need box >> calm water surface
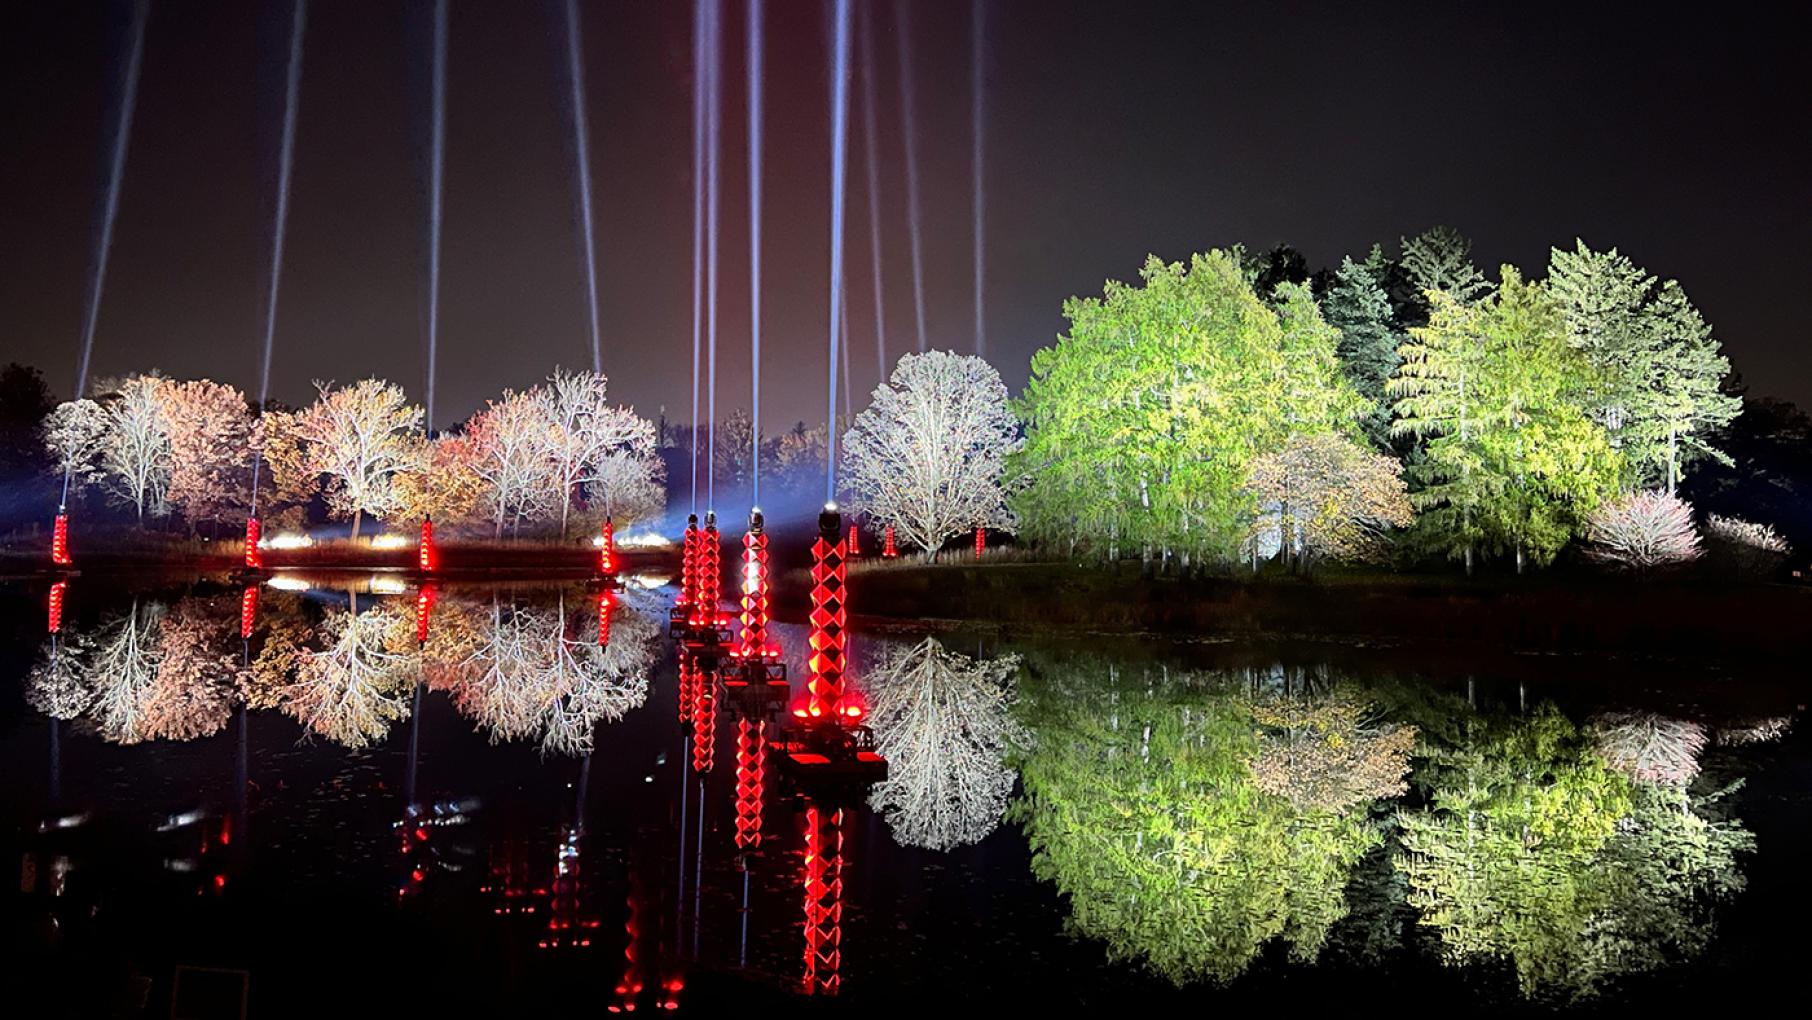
[2,575,1807,1016]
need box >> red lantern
[244,517,263,570]
[50,512,71,567]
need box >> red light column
[48,580,67,635]
[418,516,438,573]
[597,589,613,647]
[801,802,845,996]
[806,507,848,721]
[678,514,700,611]
[738,511,771,659]
[244,517,263,570]
[677,654,696,728]
[848,523,860,556]
[240,585,260,640]
[733,718,767,849]
[882,525,897,559]
[415,584,438,646]
[51,512,71,567]
[691,667,717,774]
[974,526,985,561]
[600,516,615,575]
[694,513,722,628]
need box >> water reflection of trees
[1008,657,1765,998]
[27,587,655,755]
[864,637,1025,851]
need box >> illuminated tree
[158,379,258,528]
[1248,687,1416,811]
[293,379,424,538]
[1243,432,1412,567]
[140,597,237,741]
[1390,269,1621,569]
[467,389,561,537]
[843,350,1021,554]
[27,632,95,720]
[282,596,416,747]
[535,368,661,536]
[1010,658,1386,985]
[1547,241,1740,491]
[1400,225,1491,309]
[1012,253,1367,565]
[391,432,486,528]
[1323,253,1402,447]
[85,600,167,744]
[1703,513,1788,578]
[45,376,175,520]
[1584,490,1702,570]
[1591,712,1706,786]
[865,638,1025,851]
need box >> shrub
[1704,513,1789,579]
[1584,491,1701,570]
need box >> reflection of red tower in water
[414,584,438,646]
[597,589,613,646]
[48,580,67,635]
[540,827,600,949]
[690,661,717,774]
[240,585,259,640]
[734,719,767,849]
[800,801,846,996]
[481,841,547,916]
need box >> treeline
[1008,228,1760,573]
[35,369,664,540]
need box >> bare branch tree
[842,351,1022,555]
[1585,491,1702,570]
[292,379,424,538]
[282,596,416,747]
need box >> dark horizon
[3,0,1808,431]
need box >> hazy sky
[4,1,1808,430]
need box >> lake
[2,575,1806,1016]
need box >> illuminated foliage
[1011,252,1367,564]
[1009,658,1385,985]
[281,596,416,748]
[158,378,257,527]
[1243,432,1413,565]
[865,638,1025,851]
[1249,688,1416,811]
[842,350,1021,555]
[45,375,174,521]
[1584,490,1702,570]
[292,379,424,537]
[1322,253,1402,447]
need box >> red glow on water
[47,581,67,635]
[801,803,845,996]
[51,513,70,566]
[239,585,258,639]
[243,517,263,569]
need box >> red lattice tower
[51,512,71,567]
[847,523,860,556]
[974,526,985,561]
[414,584,438,646]
[800,802,845,996]
[677,515,699,609]
[240,585,259,640]
[598,517,615,575]
[676,654,696,728]
[597,589,613,647]
[733,718,767,849]
[418,516,438,573]
[806,508,849,721]
[48,580,67,635]
[737,512,771,659]
[244,517,263,569]
[690,666,717,773]
[882,524,897,559]
[693,514,722,628]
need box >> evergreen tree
[1547,241,1740,491]
[1401,225,1491,314]
[1322,257,1401,447]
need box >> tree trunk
[352,508,363,541]
[1464,544,1474,577]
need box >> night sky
[3,1,1808,431]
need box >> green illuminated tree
[1400,225,1491,311]
[1322,255,1402,448]
[1010,252,1367,566]
[1547,241,1740,491]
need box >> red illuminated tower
[882,524,897,559]
[805,507,849,722]
[676,514,700,614]
[848,523,860,556]
[596,589,613,647]
[974,526,985,561]
[418,516,438,573]
[693,512,722,629]
[734,718,768,849]
[800,801,846,996]
[415,584,438,646]
[240,584,260,640]
[244,517,263,570]
[599,516,615,575]
[50,509,71,567]
[677,654,696,729]
[48,580,67,635]
[691,665,717,774]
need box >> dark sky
[4,1,1809,432]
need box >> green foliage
[1400,225,1492,310]
[1008,659,1385,985]
[1009,252,1367,564]
[1322,256,1402,448]
[1389,268,1623,565]
[1547,241,1741,491]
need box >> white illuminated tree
[27,632,96,721]
[44,376,175,520]
[283,596,416,748]
[293,379,424,538]
[86,599,167,744]
[158,379,257,528]
[534,369,662,537]
[864,637,1024,850]
[140,598,237,742]
[42,398,109,493]
[841,351,1021,555]
[468,389,561,537]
